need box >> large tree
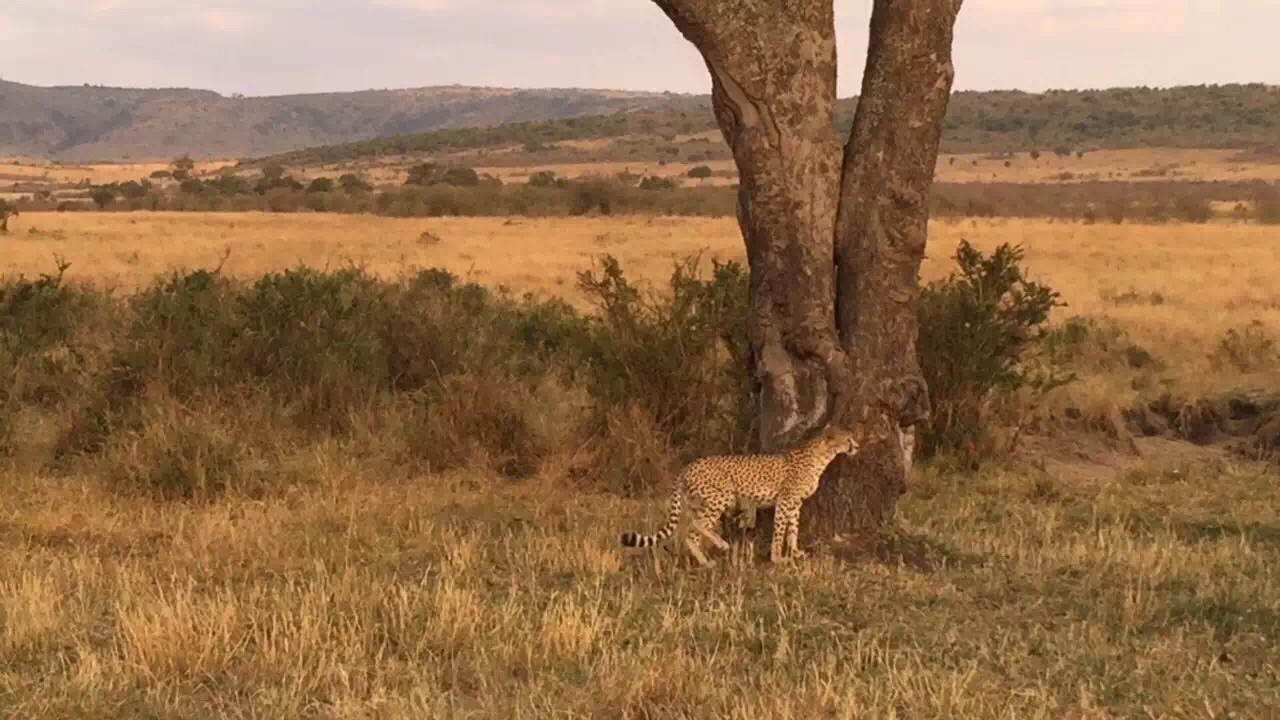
[649,0,963,550]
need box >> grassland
[4,444,1276,718]
[1,212,1278,718]
[10,147,1280,235]
[9,145,1280,204]
[329,148,1280,189]
[272,147,1280,192]
[8,212,1280,361]
[0,159,232,186]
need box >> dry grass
[6,211,1279,350]
[936,148,1280,185]
[2,211,1278,717]
[5,146,1280,198]
[294,147,1280,189]
[473,160,739,186]
[0,159,232,185]
[2,439,1276,718]
[7,213,1279,408]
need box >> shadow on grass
[1171,519,1280,552]
[1161,597,1280,642]
[858,531,985,573]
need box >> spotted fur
[620,427,861,565]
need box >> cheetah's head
[821,427,860,456]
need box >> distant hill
[937,84,1280,152]
[0,80,706,161]
[251,84,1280,170]
[4,80,1279,164]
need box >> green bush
[917,241,1070,462]
[441,167,480,187]
[102,396,304,501]
[121,269,243,397]
[57,269,243,459]
[588,402,676,496]
[1210,321,1277,372]
[56,263,594,465]
[338,173,372,193]
[1256,185,1280,225]
[576,255,754,464]
[0,261,106,407]
[307,177,335,193]
[0,262,109,454]
[399,374,576,479]
[639,175,678,191]
[383,268,588,386]
[231,268,391,429]
[569,180,619,216]
[1044,316,1159,372]
[89,187,116,209]
[1173,194,1213,223]
[13,246,1078,494]
[527,171,559,188]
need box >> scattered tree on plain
[171,155,196,181]
[0,200,16,233]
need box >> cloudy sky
[1,1,1277,97]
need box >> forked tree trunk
[650,0,962,549]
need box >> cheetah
[619,426,862,566]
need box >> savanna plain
[2,211,1278,719]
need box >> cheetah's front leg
[786,511,807,560]
[771,498,806,563]
[769,510,789,564]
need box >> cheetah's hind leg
[692,519,731,552]
[685,503,731,567]
[662,497,713,566]
[683,535,713,567]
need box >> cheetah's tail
[620,488,683,548]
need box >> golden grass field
[7,211,1280,447]
[461,148,1280,188]
[2,211,1278,718]
[0,159,231,186]
[7,146,1280,192]
[5,447,1276,718]
[8,211,1279,368]
[301,146,1280,188]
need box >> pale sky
[1,1,1277,97]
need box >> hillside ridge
[3,79,1279,162]
[0,79,705,161]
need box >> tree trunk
[650,1,849,454]
[808,1,963,542]
[650,0,962,552]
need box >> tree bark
[650,0,962,552]
[808,0,963,542]
[651,0,850,452]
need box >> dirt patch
[1138,389,1280,459]
[1021,433,1223,486]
